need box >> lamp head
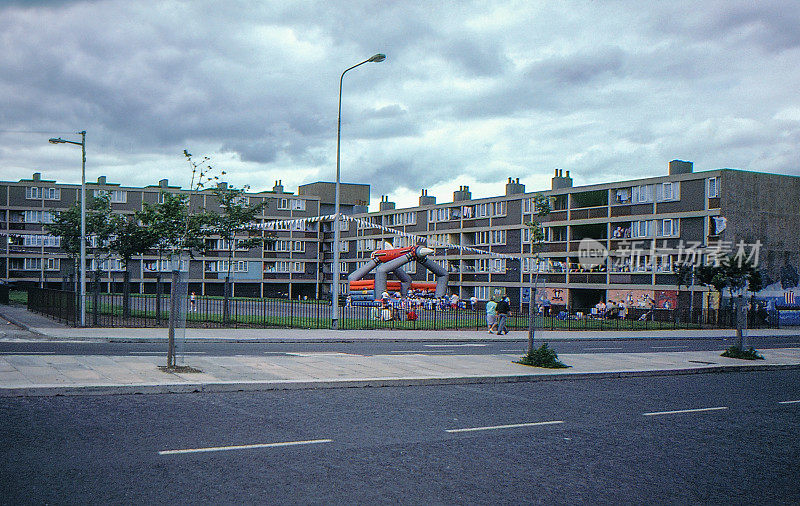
[49,138,65,144]
[368,53,386,63]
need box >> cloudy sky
[2,0,799,209]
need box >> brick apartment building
[2,160,799,310]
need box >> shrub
[721,345,764,360]
[516,343,569,369]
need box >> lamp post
[49,131,86,327]
[331,53,385,330]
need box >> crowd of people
[351,290,507,323]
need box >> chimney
[551,169,573,190]
[505,177,525,195]
[217,181,228,190]
[159,178,169,188]
[379,195,395,211]
[273,180,284,193]
[669,160,693,175]
[453,185,472,202]
[32,172,41,182]
[419,189,436,206]
[97,176,106,185]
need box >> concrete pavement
[2,303,800,397]
[2,302,799,343]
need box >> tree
[694,255,761,349]
[675,261,695,318]
[46,195,119,292]
[525,194,552,354]
[45,202,83,291]
[205,184,268,323]
[109,217,158,318]
[139,189,212,368]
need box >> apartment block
[331,161,800,310]
[2,161,798,310]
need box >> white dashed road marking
[446,420,564,433]
[159,438,333,455]
[643,406,728,416]
[778,400,800,404]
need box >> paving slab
[1,347,799,397]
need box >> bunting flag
[246,214,518,259]
[346,215,520,259]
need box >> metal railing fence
[26,287,779,330]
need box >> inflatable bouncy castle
[347,245,448,304]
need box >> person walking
[486,297,498,334]
[496,295,511,335]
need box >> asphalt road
[2,335,800,357]
[2,370,799,504]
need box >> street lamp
[49,131,87,327]
[332,53,385,330]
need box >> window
[707,177,719,198]
[45,258,60,271]
[23,235,61,247]
[224,195,250,207]
[235,260,248,272]
[158,192,167,204]
[613,188,631,204]
[632,220,653,238]
[214,239,250,251]
[91,258,125,271]
[23,210,54,224]
[291,199,305,211]
[659,219,679,237]
[24,258,42,270]
[634,185,654,203]
[475,203,489,218]
[26,187,61,200]
[493,201,506,216]
[293,262,304,273]
[109,190,126,203]
[491,230,506,245]
[278,198,289,210]
[23,235,43,247]
[475,231,490,245]
[339,241,349,253]
[264,261,291,273]
[402,262,416,274]
[9,258,23,270]
[491,258,506,273]
[522,257,549,273]
[662,182,674,201]
[93,189,126,202]
[146,259,187,272]
[475,286,490,300]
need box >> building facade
[2,161,799,309]
[333,160,800,310]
